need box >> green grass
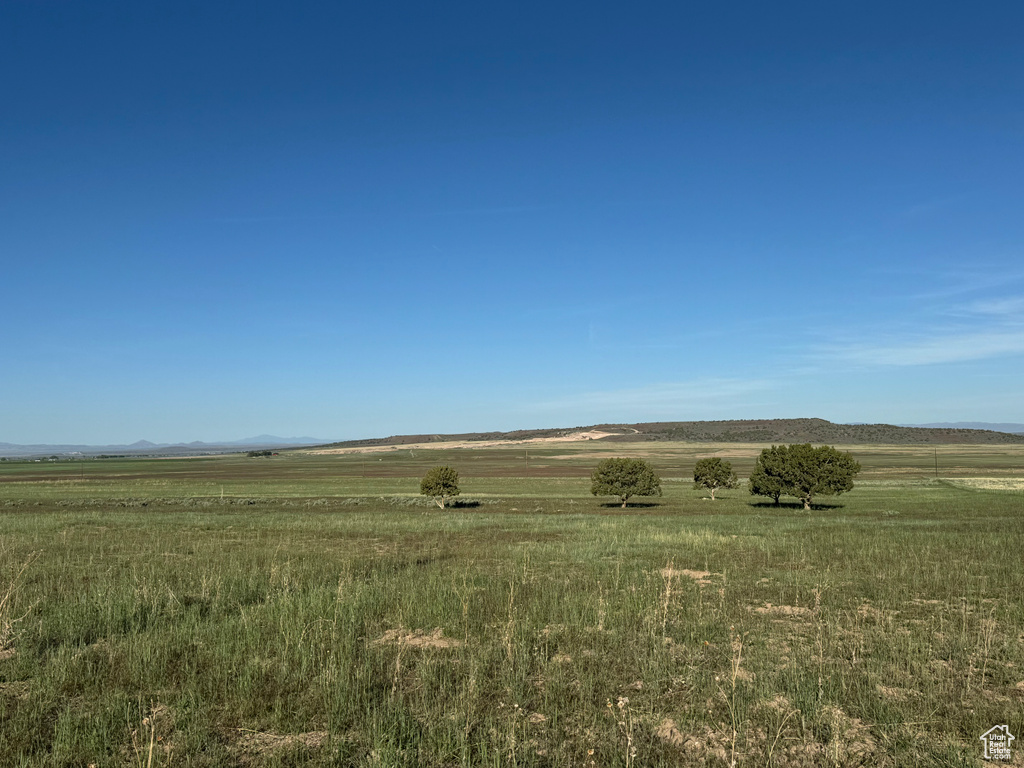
[1,449,1022,766]
[4,441,1024,501]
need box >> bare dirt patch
[374,627,464,649]
[755,695,795,714]
[656,706,875,768]
[229,729,328,765]
[877,684,919,701]
[856,602,896,622]
[750,603,814,618]
[694,447,765,459]
[0,680,29,700]
[661,567,715,586]
[654,718,686,747]
[655,722,731,763]
[946,478,1024,491]
[819,705,876,764]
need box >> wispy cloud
[817,270,1024,367]
[907,270,1024,303]
[862,262,1024,304]
[532,377,775,413]
[958,295,1024,316]
[823,328,1024,366]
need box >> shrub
[420,466,460,509]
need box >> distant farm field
[1,443,1022,766]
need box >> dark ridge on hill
[903,421,1024,434]
[596,418,1024,444]
[316,418,1024,448]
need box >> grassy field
[1,443,1022,766]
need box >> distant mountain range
[0,436,331,458]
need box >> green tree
[748,445,790,505]
[768,443,861,509]
[420,465,461,509]
[693,457,738,500]
[590,457,662,508]
[748,444,861,508]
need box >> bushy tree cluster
[749,443,861,509]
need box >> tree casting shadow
[448,499,481,509]
[748,501,845,511]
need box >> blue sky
[3,1,1024,444]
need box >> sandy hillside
[305,430,616,455]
